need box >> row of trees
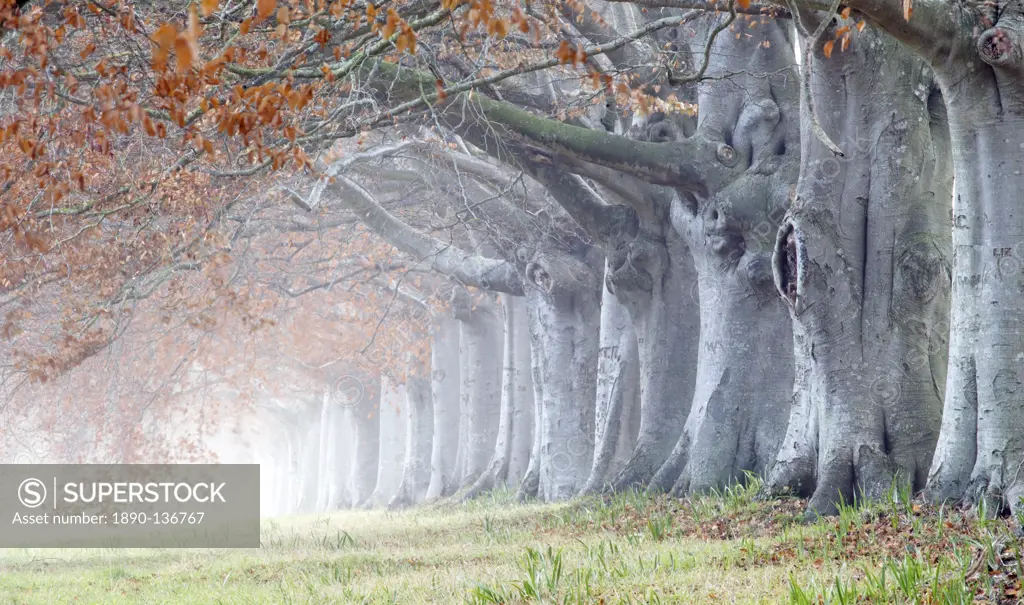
[1,0,1022,516]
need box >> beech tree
[320,146,604,500]
[766,22,952,515]
[5,0,1024,517]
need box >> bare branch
[329,174,524,295]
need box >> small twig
[791,0,845,157]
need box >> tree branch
[329,175,525,295]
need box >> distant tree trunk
[390,354,434,509]
[365,376,408,508]
[768,26,952,515]
[507,294,535,487]
[330,402,354,509]
[284,417,302,514]
[582,272,641,494]
[526,252,603,500]
[453,294,504,487]
[515,331,545,501]
[273,425,292,516]
[451,384,469,489]
[347,396,380,508]
[315,390,334,512]
[426,316,461,500]
[460,294,533,500]
[297,416,321,514]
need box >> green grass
[0,483,1019,604]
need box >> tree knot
[978,26,1021,67]
[606,238,658,295]
[716,143,738,166]
[526,262,553,292]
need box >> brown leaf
[150,23,178,70]
[823,40,835,58]
[902,0,912,21]
[201,0,219,17]
[257,0,276,22]
[189,4,202,41]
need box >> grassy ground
[0,480,1021,604]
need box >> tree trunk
[315,390,334,512]
[459,294,532,500]
[272,425,292,516]
[453,297,504,487]
[526,252,603,501]
[330,401,354,509]
[582,270,641,494]
[655,246,793,494]
[389,355,434,509]
[768,27,953,515]
[365,376,408,508]
[347,375,381,508]
[297,417,321,514]
[614,371,642,479]
[283,417,302,514]
[426,316,461,500]
[347,407,380,508]
[608,228,700,491]
[515,328,546,501]
[507,294,536,487]
[922,16,1024,514]
[641,14,800,496]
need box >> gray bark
[273,425,292,516]
[507,294,536,486]
[527,250,604,501]
[330,175,523,295]
[315,390,334,512]
[426,316,461,500]
[767,0,1024,517]
[348,376,381,508]
[451,374,470,490]
[330,401,354,509]
[608,226,701,491]
[515,329,546,501]
[768,25,952,515]
[632,14,799,496]
[917,11,1024,514]
[453,295,504,487]
[365,376,408,508]
[389,355,434,509]
[582,269,641,494]
[459,294,534,500]
[297,418,321,514]
[284,417,302,514]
